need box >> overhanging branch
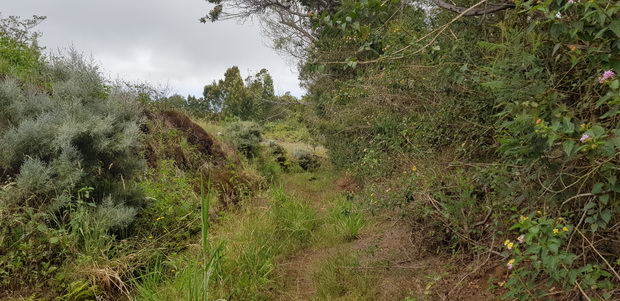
[430,0,515,16]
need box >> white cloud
[3,0,305,97]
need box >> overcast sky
[3,0,304,98]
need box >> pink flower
[599,70,615,84]
[568,0,575,3]
[580,134,590,143]
[517,235,525,243]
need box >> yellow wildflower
[504,239,511,246]
[498,281,506,287]
[148,235,153,239]
[412,166,417,172]
[569,45,577,51]
[563,227,569,232]
[519,216,528,221]
[553,228,560,234]
[537,210,542,215]
[507,242,514,250]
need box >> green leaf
[590,125,605,137]
[599,194,609,205]
[584,201,596,210]
[609,20,620,38]
[550,23,567,39]
[592,182,604,194]
[563,117,575,134]
[599,141,616,156]
[563,140,576,157]
[49,237,59,244]
[591,223,599,232]
[548,243,559,254]
[610,79,619,90]
[611,137,620,149]
[600,210,611,224]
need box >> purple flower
[568,0,575,3]
[580,134,590,143]
[507,263,514,270]
[599,70,615,83]
[517,235,525,243]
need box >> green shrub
[0,50,145,291]
[0,15,45,83]
[226,121,262,159]
[292,148,320,171]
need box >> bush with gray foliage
[0,50,144,225]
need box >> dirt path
[271,173,503,300]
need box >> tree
[246,68,277,120]
[200,66,280,121]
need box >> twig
[443,236,495,300]
[559,193,594,211]
[576,228,620,282]
[575,281,593,301]
[474,206,493,228]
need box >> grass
[312,252,377,300]
[128,165,378,300]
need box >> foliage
[0,19,152,296]
[502,213,615,300]
[190,66,280,121]
[226,121,263,159]
[0,15,45,83]
[293,0,620,297]
[291,148,320,171]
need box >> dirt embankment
[141,109,260,206]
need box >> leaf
[563,140,576,157]
[599,194,609,205]
[590,125,605,137]
[592,182,604,194]
[609,20,620,38]
[572,20,584,31]
[562,117,575,134]
[550,23,567,39]
[600,210,611,224]
[611,137,620,149]
[548,243,559,254]
[49,237,59,244]
[599,141,616,156]
[584,201,596,210]
[610,79,619,90]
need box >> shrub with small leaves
[292,148,320,171]
[226,121,263,159]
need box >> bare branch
[430,0,515,16]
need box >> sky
[3,0,304,98]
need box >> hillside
[2,1,620,300]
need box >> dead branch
[430,0,515,16]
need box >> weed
[313,252,377,300]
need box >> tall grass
[200,176,223,301]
